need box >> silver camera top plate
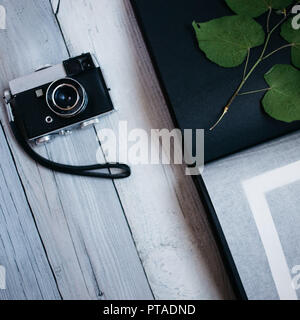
[8,53,100,96]
[9,63,66,95]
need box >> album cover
[131,0,300,163]
[131,0,300,299]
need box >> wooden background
[0,0,234,300]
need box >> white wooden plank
[0,0,152,299]
[0,124,60,300]
[53,0,235,299]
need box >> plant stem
[267,7,272,33]
[263,43,296,60]
[209,54,263,131]
[238,88,270,95]
[209,12,289,131]
[243,48,250,80]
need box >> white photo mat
[203,131,300,300]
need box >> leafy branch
[193,0,300,130]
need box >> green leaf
[262,64,300,122]
[281,19,300,68]
[192,16,265,68]
[225,0,294,18]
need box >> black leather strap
[10,119,131,180]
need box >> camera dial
[46,78,88,118]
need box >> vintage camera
[4,53,114,144]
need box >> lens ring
[52,83,80,111]
[46,78,88,118]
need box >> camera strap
[10,117,131,180]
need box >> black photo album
[131,0,300,300]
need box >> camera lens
[54,85,79,110]
[46,78,88,118]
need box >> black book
[131,0,300,300]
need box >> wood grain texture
[0,123,60,300]
[53,0,234,299]
[0,0,152,300]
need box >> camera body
[4,53,114,144]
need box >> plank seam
[92,126,155,299]
[50,0,70,57]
